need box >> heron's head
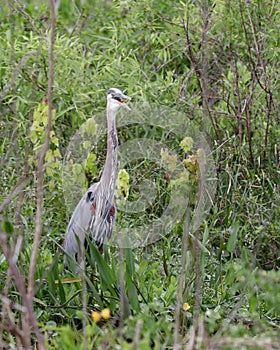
[107,88,131,112]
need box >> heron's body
[64,88,130,267]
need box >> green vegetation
[0,0,279,349]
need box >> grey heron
[64,88,131,268]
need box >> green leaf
[227,221,239,253]
[125,273,140,312]
[86,238,118,295]
[1,221,13,234]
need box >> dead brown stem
[0,229,45,349]
[27,0,56,300]
[173,204,190,349]
[25,1,56,348]
[10,0,43,35]
[0,178,31,214]
[0,52,35,104]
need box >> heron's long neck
[99,108,118,203]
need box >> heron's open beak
[121,100,131,111]
[115,93,131,111]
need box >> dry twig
[27,0,56,300]
[0,177,31,214]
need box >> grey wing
[87,197,117,250]
[64,182,100,259]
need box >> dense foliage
[0,0,279,349]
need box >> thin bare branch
[81,248,88,350]
[173,203,190,349]
[0,229,44,349]
[0,177,31,214]
[0,52,35,103]
[13,46,42,257]
[27,0,56,333]
[69,5,84,38]
[192,153,207,342]
[10,0,43,35]
[133,319,143,350]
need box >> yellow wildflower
[91,311,101,323]
[100,308,110,320]
[182,302,190,311]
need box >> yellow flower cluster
[180,137,194,153]
[160,148,177,172]
[182,302,190,311]
[116,169,130,200]
[91,308,111,323]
